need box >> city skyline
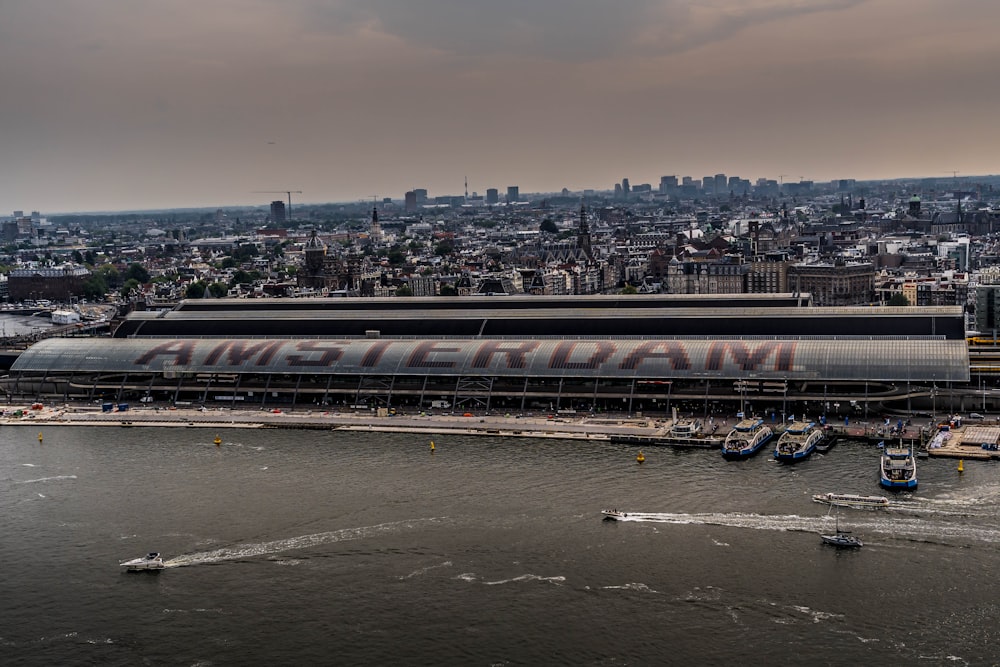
[2,0,998,214]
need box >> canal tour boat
[670,418,703,438]
[773,421,824,462]
[721,417,773,460]
[812,492,890,509]
[880,442,918,490]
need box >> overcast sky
[2,0,997,214]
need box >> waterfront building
[8,264,90,301]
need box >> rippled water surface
[3,426,1000,665]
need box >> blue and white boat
[879,441,918,490]
[773,421,823,462]
[722,417,773,459]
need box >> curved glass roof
[12,337,970,383]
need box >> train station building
[3,295,970,418]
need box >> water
[0,312,54,338]
[3,426,1000,665]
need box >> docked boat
[121,552,165,571]
[601,509,629,520]
[773,421,823,462]
[721,417,773,459]
[880,442,918,490]
[812,492,890,509]
[670,418,702,438]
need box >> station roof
[13,336,970,383]
[115,305,966,340]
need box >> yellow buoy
[38,432,43,442]
[636,450,645,464]
[214,435,222,446]
[958,459,964,473]
[430,440,436,453]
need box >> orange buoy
[38,432,43,443]
[214,435,222,446]
[430,440,436,453]
[636,450,645,464]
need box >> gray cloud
[297,0,864,60]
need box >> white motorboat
[812,492,890,509]
[601,509,629,520]
[121,552,165,571]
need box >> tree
[387,248,406,266]
[82,274,109,301]
[124,262,150,284]
[120,278,141,299]
[71,250,84,264]
[434,239,455,256]
[208,282,229,298]
[888,293,909,306]
[540,218,558,234]
[184,282,206,299]
[621,283,638,295]
[96,265,121,288]
[439,283,458,296]
[395,285,413,297]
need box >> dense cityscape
[3,171,1000,335]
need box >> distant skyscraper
[507,186,519,203]
[659,175,678,195]
[486,188,499,205]
[622,178,631,197]
[414,189,428,205]
[405,191,417,212]
[270,200,286,225]
[714,174,727,195]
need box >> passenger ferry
[721,417,773,460]
[812,492,890,509]
[880,442,918,490]
[773,421,823,462]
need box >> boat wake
[617,511,1000,544]
[17,475,77,484]
[164,517,447,568]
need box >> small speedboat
[121,552,166,571]
[601,509,629,520]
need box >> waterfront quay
[5,403,934,453]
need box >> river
[2,426,998,665]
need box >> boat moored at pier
[773,421,823,462]
[880,442,918,490]
[722,417,773,459]
[670,418,702,439]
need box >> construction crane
[253,190,302,220]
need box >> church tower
[370,205,382,242]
